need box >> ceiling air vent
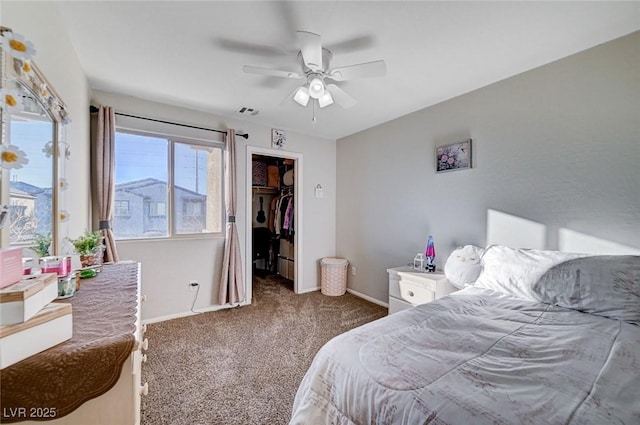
[236,107,259,116]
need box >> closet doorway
[245,146,303,304]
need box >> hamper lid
[321,257,348,266]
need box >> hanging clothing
[268,196,278,233]
[283,197,293,230]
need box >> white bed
[290,246,640,425]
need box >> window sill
[115,233,225,243]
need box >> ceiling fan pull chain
[312,99,317,122]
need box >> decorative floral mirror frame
[0,26,70,255]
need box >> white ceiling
[54,1,639,140]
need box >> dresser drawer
[399,279,435,305]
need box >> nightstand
[387,266,457,315]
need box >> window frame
[113,127,225,241]
[114,200,130,217]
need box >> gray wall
[337,32,640,304]
[94,90,337,322]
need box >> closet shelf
[252,186,279,193]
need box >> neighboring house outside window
[113,130,223,239]
[8,181,51,243]
[148,201,167,217]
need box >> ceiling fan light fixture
[293,86,310,106]
[318,91,334,108]
[308,77,325,99]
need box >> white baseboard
[143,289,387,324]
[142,300,250,325]
[298,285,389,308]
[346,288,389,308]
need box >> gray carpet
[140,274,387,425]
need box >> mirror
[6,82,56,248]
[0,27,69,255]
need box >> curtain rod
[89,106,249,139]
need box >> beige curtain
[218,129,245,304]
[90,105,119,263]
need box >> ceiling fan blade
[217,38,292,57]
[328,60,386,81]
[326,84,357,109]
[328,35,375,54]
[296,31,323,71]
[243,65,302,79]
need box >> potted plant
[70,230,104,267]
[31,233,52,257]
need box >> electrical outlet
[351,266,357,276]
[189,280,199,291]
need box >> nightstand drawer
[399,279,435,305]
[398,272,437,292]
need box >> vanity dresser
[1,262,148,425]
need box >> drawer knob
[408,290,414,297]
[141,338,149,351]
[140,382,149,396]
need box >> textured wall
[337,32,640,304]
[3,2,91,249]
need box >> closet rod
[89,105,249,139]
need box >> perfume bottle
[425,236,436,272]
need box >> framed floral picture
[271,128,286,149]
[436,139,472,173]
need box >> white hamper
[320,258,348,296]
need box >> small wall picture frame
[436,139,472,173]
[272,128,287,149]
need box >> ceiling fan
[243,31,386,110]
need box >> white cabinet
[387,266,457,315]
[13,263,146,425]
[278,239,295,280]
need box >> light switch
[314,184,323,198]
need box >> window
[148,201,167,217]
[114,200,130,216]
[114,130,223,239]
[184,200,203,217]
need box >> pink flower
[448,157,455,164]
[441,155,448,162]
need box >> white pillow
[473,245,587,301]
[444,245,485,289]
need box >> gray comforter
[290,287,640,425]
